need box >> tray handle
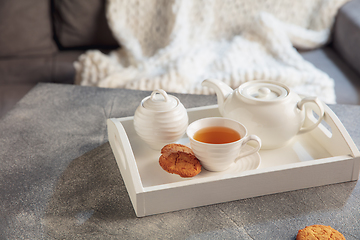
[107,118,145,215]
[107,119,129,170]
[304,104,360,158]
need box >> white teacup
[187,117,261,172]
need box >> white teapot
[202,79,325,149]
[134,89,188,150]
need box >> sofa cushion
[300,46,360,105]
[0,56,54,85]
[333,0,360,77]
[52,50,85,84]
[53,0,119,49]
[0,0,57,57]
[0,50,84,85]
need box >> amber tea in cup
[193,126,241,144]
[187,117,261,171]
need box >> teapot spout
[202,79,233,114]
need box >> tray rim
[108,104,360,190]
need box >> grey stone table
[1,83,360,239]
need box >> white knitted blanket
[74,0,350,104]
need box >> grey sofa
[0,0,360,119]
[0,0,119,118]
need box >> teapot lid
[239,81,288,101]
[142,89,178,111]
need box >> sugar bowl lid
[142,89,178,111]
[239,81,289,101]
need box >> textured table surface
[1,83,360,239]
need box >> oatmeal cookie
[296,224,345,240]
[159,143,201,178]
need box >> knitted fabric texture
[74,0,350,104]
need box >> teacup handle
[237,135,262,159]
[297,97,325,134]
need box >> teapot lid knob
[142,89,178,111]
[258,87,271,98]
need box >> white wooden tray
[107,104,360,217]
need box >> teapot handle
[297,97,325,134]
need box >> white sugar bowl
[134,89,189,150]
